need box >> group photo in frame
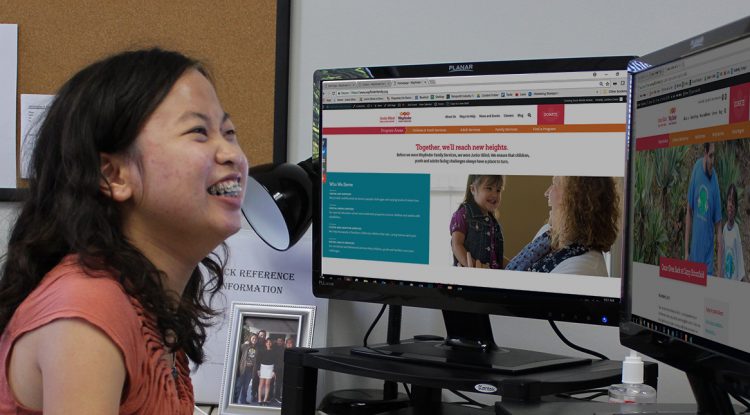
[219,302,315,414]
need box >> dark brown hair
[0,48,226,365]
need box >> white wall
[0,202,18,257]
[288,0,750,404]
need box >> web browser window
[320,69,628,298]
[631,36,750,354]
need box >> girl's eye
[190,126,208,136]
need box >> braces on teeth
[208,180,241,196]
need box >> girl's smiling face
[471,178,502,214]
[118,69,249,258]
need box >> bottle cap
[622,350,644,384]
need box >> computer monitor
[313,56,633,374]
[623,17,750,413]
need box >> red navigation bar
[322,124,625,135]
[636,120,750,151]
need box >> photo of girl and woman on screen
[447,173,622,277]
[633,139,749,282]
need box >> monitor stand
[351,310,591,375]
[687,372,737,414]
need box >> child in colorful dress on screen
[450,175,505,269]
[722,183,747,282]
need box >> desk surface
[286,342,657,402]
[316,399,706,415]
[282,343,664,415]
[498,400,709,415]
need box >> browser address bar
[342,80,613,95]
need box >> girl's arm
[451,233,489,268]
[18,319,126,415]
[451,231,468,267]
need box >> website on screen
[320,71,628,298]
[632,37,750,353]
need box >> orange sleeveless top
[0,256,195,414]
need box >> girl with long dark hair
[0,48,248,414]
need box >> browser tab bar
[393,79,430,87]
[323,72,628,107]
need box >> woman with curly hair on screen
[506,176,619,276]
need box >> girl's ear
[99,153,135,202]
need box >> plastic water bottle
[608,350,657,403]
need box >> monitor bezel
[621,16,750,400]
[312,56,634,328]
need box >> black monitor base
[314,309,611,414]
[351,340,590,375]
[352,310,590,375]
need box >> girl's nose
[216,139,247,168]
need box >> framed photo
[218,302,315,413]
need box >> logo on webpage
[657,107,678,128]
[379,115,396,123]
[668,107,677,125]
[397,111,412,123]
[448,64,474,73]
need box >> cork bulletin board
[0,0,291,199]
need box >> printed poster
[190,228,326,404]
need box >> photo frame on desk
[218,302,315,414]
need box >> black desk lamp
[242,157,409,413]
[241,158,314,251]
